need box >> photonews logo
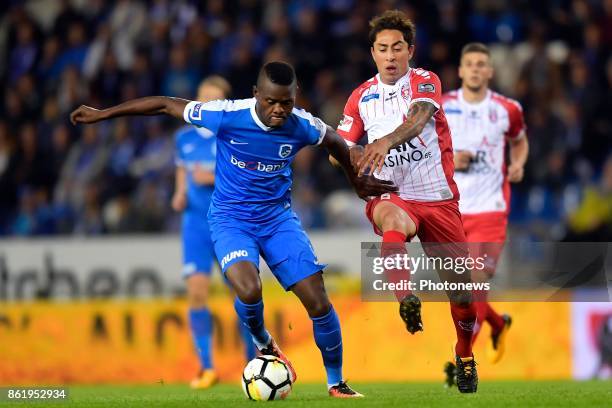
[230,155,288,173]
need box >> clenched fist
[70,105,106,125]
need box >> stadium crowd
[0,0,610,240]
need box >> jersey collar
[249,98,272,132]
[458,88,491,107]
[375,68,411,90]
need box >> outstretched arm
[70,96,190,125]
[356,101,436,176]
[320,126,397,200]
[507,134,529,183]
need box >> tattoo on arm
[385,101,437,149]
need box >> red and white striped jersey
[442,89,526,215]
[337,68,458,203]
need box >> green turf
[5,381,611,407]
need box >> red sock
[381,230,409,301]
[472,301,488,344]
[485,302,505,334]
[450,302,476,357]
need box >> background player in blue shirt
[172,76,256,389]
[70,61,395,398]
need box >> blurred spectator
[8,20,38,83]
[564,156,612,241]
[55,124,108,211]
[162,45,200,98]
[104,119,136,198]
[0,122,18,232]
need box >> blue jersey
[183,98,326,222]
[174,125,216,216]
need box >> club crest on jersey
[279,144,293,158]
[361,93,379,102]
[488,108,498,123]
[401,84,411,100]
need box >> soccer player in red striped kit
[335,10,478,393]
[442,42,528,385]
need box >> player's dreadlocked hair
[259,61,296,86]
[368,10,416,47]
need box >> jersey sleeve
[336,89,365,146]
[293,108,327,146]
[505,99,526,140]
[183,100,224,135]
[410,69,442,110]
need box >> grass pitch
[7,381,611,407]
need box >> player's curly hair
[368,10,416,46]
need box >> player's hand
[171,191,187,212]
[507,162,524,183]
[356,138,392,176]
[349,145,364,173]
[454,150,474,171]
[70,105,106,125]
[350,174,398,201]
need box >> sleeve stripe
[409,98,440,110]
[292,108,328,145]
[314,120,326,145]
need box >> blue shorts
[209,210,325,290]
[181,212,215,278]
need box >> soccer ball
[241,355,292,401]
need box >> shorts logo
[190,103,203,121]
[417,83,436,93]
[279,144,293,158]
[221,250,248,268]
[338,115,354,132]
[458,319,475,331]
[361,93,379,102]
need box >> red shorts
[461,212,508,276]
[461,212,508,243]
[365,193,466,243]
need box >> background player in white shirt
[442,43,528,381]
[336,10,478,393]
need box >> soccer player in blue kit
[71,61,395,398]
[172,76,256,389]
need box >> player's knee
[380,208,415,236]
[234,279,262,304]
[306,298,331,318]
[187,291,208,308]
[186,274,210,308]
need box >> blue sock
[311,305,343,387]
[233,297,270,349]
[189,308,213,369]
[238,319,257,361]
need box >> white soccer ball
[241,355,292,401]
